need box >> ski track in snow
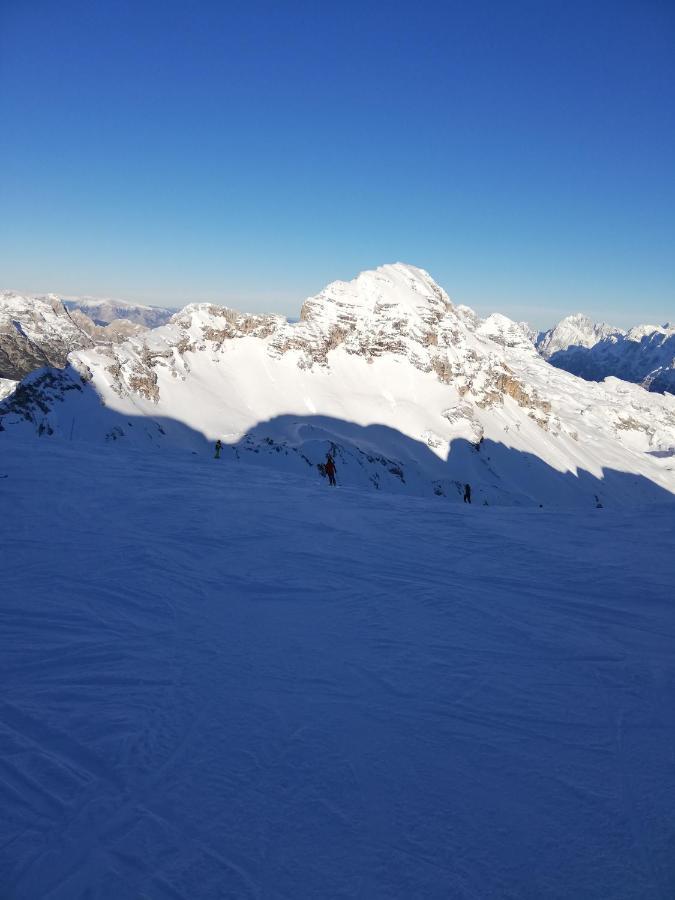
[1,439,675,898]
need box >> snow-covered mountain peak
[283,262,465,368]
[476,313,537,351]
[100,264,469,366]
[3,264,675,508]
[537,313,675,394]
[626,323,674,342]
[301,263,453,322]
[537,313,623,359]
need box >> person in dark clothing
[463,483,471,503]
[214,439,222,459]
[325,453,337,486]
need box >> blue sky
[1,0,673,329]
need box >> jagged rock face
[538,314,675,395]
[0,292,157,383]
[537,314,623,359]
[649,359,675,395]
[2,264,675,506]
[0,292,95,380]
[68,309,148,343]
[477,314,536,351]
[292,265,454,361]
[77,264,545,418]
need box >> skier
[214,439,222,459]
[463,483,471,504]
[324,453,337,487]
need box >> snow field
[1,437,675,897]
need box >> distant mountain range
[536,313,675,394]
[0,292,174,389]
[62,297,174,329]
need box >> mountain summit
[537,313,675,394]
[537,313,623,359]
[2,264,674,507]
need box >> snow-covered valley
[1,436,675,898]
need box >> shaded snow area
[2,437,675,899]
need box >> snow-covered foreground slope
[1,436,675,898]
[2,264,675,508]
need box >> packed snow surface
[1,436,675,898]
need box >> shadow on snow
[1,367,673,508]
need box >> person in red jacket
[325,453,337,486]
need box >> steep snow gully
[1,437,675,898]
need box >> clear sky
[1,0,674,329]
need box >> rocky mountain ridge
[62,297,174,329]
[0,291,167,385]
[536,313,675,394]
[3,264,674,507]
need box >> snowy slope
[2,264,675,507]
[0,377,17,401]
[1,435,675,898]
[538,314,675,394]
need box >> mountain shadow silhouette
[2,373,672,509]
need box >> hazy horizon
[2,267,670,333]
[1,1,673,332]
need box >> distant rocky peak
[537,313,623,358]
[62,297,175,329]
[476,314,537,351]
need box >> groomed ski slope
[2,437,675,899]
